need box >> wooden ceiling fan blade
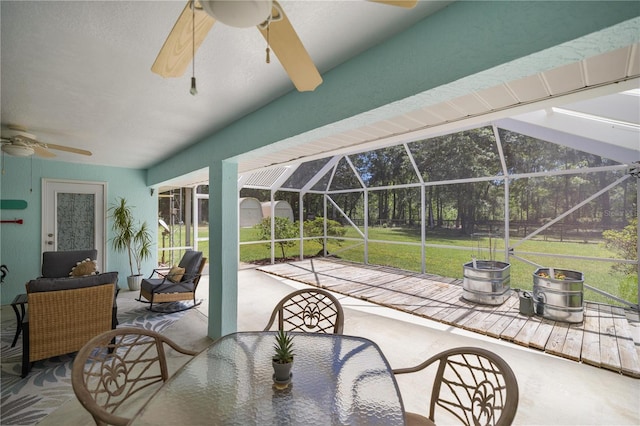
[258,2,322,92]
[369,0,417,8]
[152,1,216,78]
[44,143,92,156]
[33,145,56,158]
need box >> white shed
[239,197,263,227]
[261,200,294,222]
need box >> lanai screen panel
[499,128,622,173]
[408,127,503,181]
[352,146,421,187]
[281,158,331,190]
[329,157,363,191]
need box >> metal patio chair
[71,327,198,426]
[264,288,344,334]
[393,346,519,426]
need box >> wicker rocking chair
[137,250,205,312]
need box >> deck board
[475,298,519,336]
[258,259,640,378]
[500,314,529,343]
[561,323,584,361]
[546,323,570,356]
[457,303,497,330]
[529,318,555,350]
[612,306,640,377]
[599,305,622,372]
[412,286,463,318]
[581,304,602,367]
[486,301,519,339]
[513,315,542,347]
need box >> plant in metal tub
[533,268,584,323]
[462,259,511,305]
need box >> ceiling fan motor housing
[1,128,37,141]
[201,0,273,28]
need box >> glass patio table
[129,331,406,425]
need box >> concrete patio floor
[39,265,639,425]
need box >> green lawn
[163,225,637,307]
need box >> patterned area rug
[0,297,193,425]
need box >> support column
[185,187,192,248]
[208,160,238,338]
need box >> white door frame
[41,178,108,272]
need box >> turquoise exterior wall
[0,157,156,304]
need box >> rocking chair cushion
[167,266,185,283]
[176,251,203,282]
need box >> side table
[10,293,27,347]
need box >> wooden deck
[257,258,640,379]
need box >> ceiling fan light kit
[201,0,273,28]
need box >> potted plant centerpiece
[272,329,295,388]
[109,197,153,291]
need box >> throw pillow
[168,266,185,283]
[70,258,97,277]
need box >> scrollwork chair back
[393,347,519,426]
[263,288,344,334]
[71,327,198,426]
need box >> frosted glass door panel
[57,193,95,251]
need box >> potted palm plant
[272,329,295,388]
[109,197,153,290]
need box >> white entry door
[42,179,107,272]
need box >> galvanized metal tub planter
[462,261,511,305]
[533,268,584,323]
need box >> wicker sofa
[21,250,119,377]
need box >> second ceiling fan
[151,0,416,92]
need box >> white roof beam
[495,116,639,163]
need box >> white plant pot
[272,359,293,388]
[127,275,143,291]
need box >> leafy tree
[602,218,638,275]
[303,217,346,254]
[255,217,298,259]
